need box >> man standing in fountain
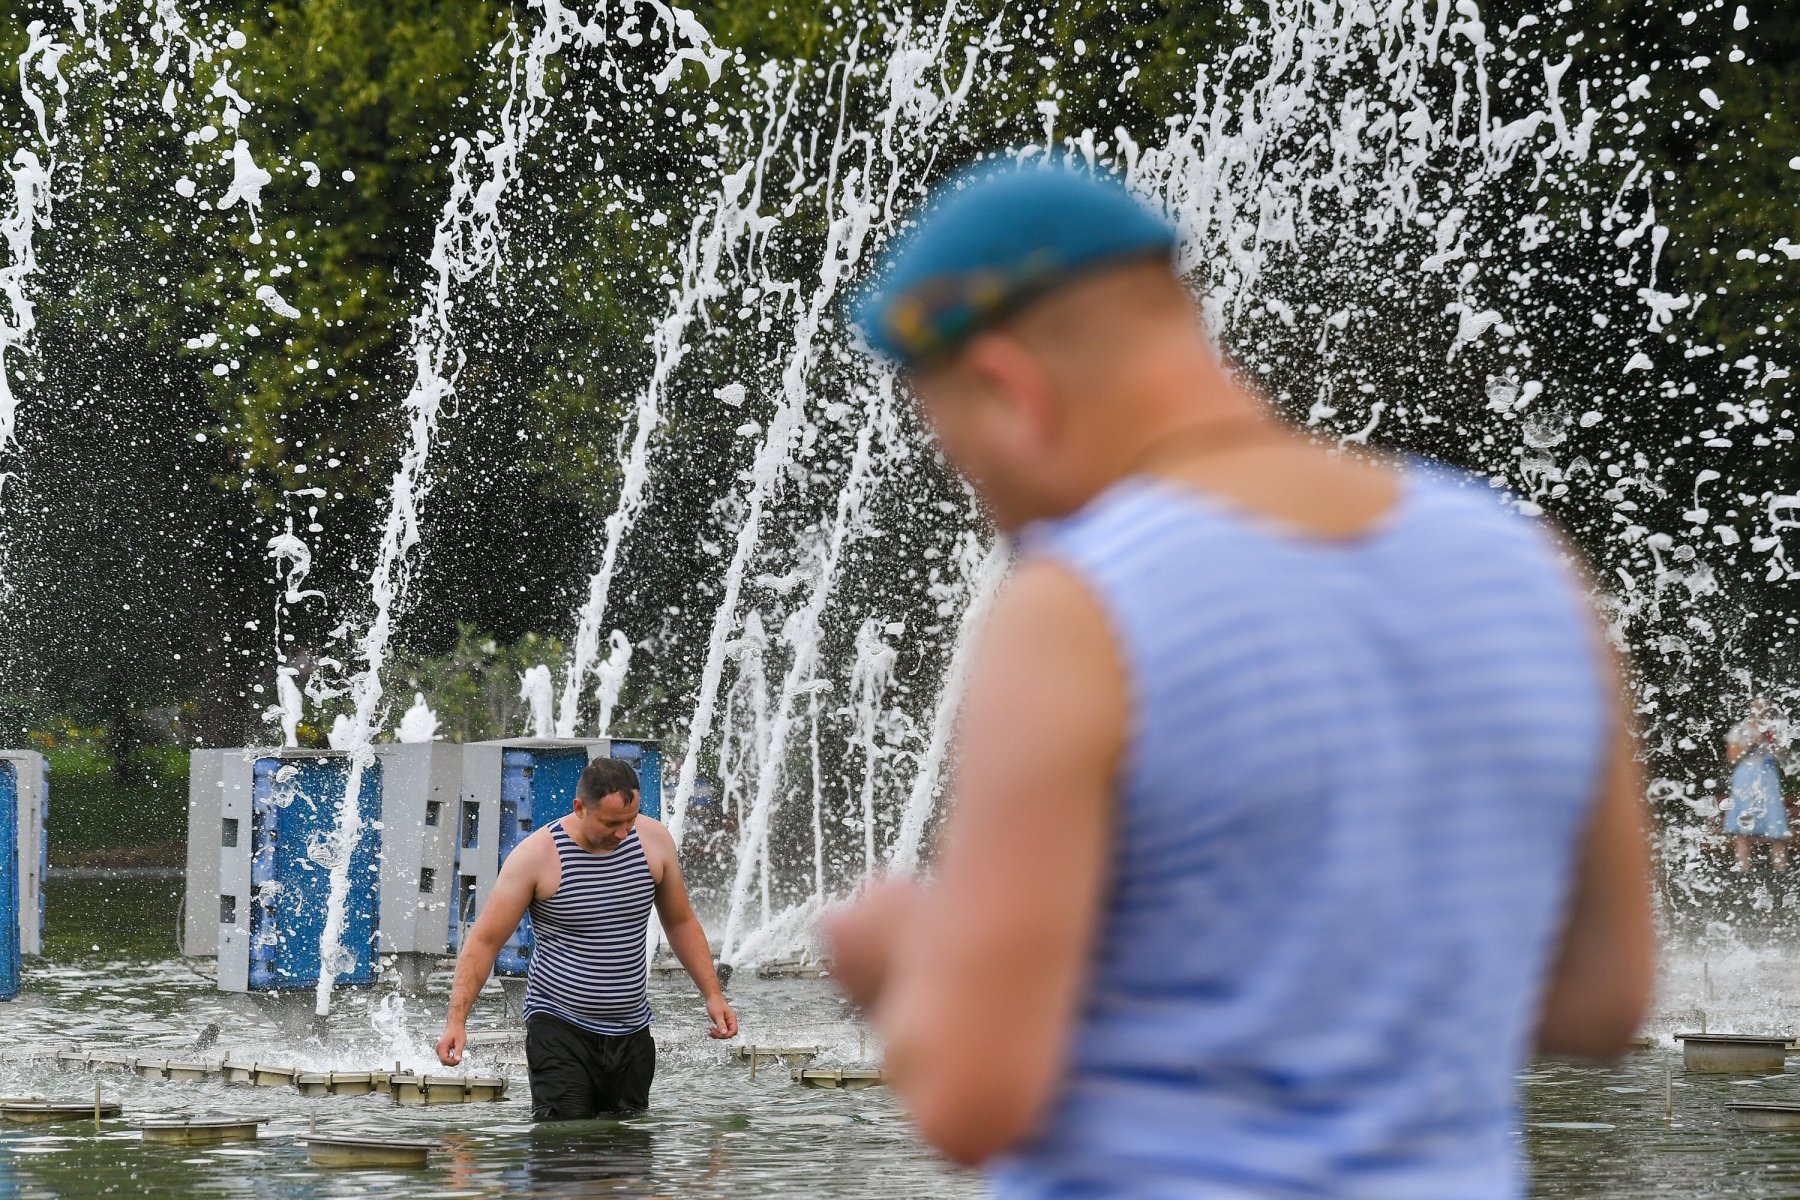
[436,758,737,1120]
[827,165,1654,1196]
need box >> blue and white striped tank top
[521,823,657,1036]
[994,468,1607,1200]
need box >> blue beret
[851,162,1178,367]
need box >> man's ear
[962,332,1060,451]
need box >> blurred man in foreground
[826,165,1653,1197]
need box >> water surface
[7,877,1800,1197]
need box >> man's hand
[706,993,739,1039]
[824,877,922,1013]
[436,1021,466,1066]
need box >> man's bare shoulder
[501,823,559,877]
[635,815,673,850]
[634,816,676,873]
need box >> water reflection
[498,1121,658,1196]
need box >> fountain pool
[2,877,1800,1196]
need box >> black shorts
[524,1012,656,1121]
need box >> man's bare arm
[835,559,1125,1166]
[1536,668,1655,1059]
[647,819,738,1039]
[436,836,541,1065]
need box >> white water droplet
[255,284,301,319]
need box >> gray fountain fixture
[366,741,464,994]
[1727,1103,1800,1131]
[388,1073,509,1106]
[735,1045,823,1067]
[650,955,732,985]
[792,1067,885,1091]
[163,1061,223,1084]
[0,1100,122,1124]
[191,749,385,994]
[464,1030,523,1048]
[452,738,660,981]
[301,1135,435,1169]
[755,957,830,979]
[137,1117,266,1146]
[294,1072,381,1098]
[220,1060,301,1088]
[0,749,48,1003]
[1676,1033,1792,1074]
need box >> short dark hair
[577,757,640,808]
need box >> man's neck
[560,818,624,855]
[1068,344,1271,507]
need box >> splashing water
[0,23,67,594]
[305,1,725,1014]
[536,0,1785,960]
[394,693,440,744]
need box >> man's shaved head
[907,258,1245,533]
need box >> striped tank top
[521,823,657,1036]
[993,468,1607,1200]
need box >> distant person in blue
[1725,696,1789,873]
[825,164,1654,1198]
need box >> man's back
[994,466,1607,1199]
